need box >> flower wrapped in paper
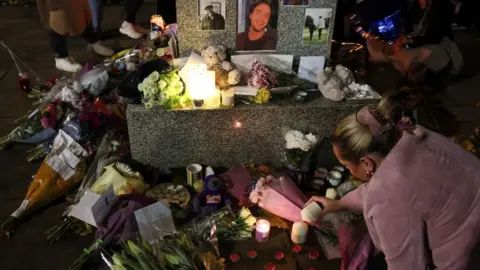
[249,175,309,223]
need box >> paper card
[178,52,205,84]
[173,57,189,70]
[232,86,258,96]
[69,190,101,227]
[11,200,29,218]
[135,202,176,244]
[231,54,294,74]
[298,56,326,83]
[92,186,118,226]
[59,148,81,169]
[47,155,76,180]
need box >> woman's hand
[305,196,345,221]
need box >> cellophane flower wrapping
[338,222,374,270]
[249,175,307,223]
[247,60,278,89]
[284,130,319,171]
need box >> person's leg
[49,30,69,58]
[49,30,82,72]
[157,0,177,25]
[125,0,144,25]
[82,25,114,56]
[88,0,103,32]
[120,0,145,39]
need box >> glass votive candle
[221,89,234,106]
[255,219,271,242]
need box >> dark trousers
[125,0,177,25]
[49,26,98,58]
[318,28,323,40]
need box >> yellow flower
[244,216,257,227]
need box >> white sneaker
[119,21,143,39]
[90,41,114,57]
[55,58,82,73]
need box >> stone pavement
[0,4,478,270]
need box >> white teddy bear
[317,65,355,101]
[201,45,241,90]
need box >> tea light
[247,250,257,259]
[292,244,302,254]
[309,250,320,260]
[291,221,308,244]
[255,219,271,242]
[265,263,276,270]
[327,170,342,186]
[294,90,308,103]
[274,252,284,261]
[315,167,329,179]
[332,165,346,173]
[301,202,323,223]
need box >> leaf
[259,209,290,230]
[164,254,180,265]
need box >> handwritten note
[135,202,176,244]
[69,190,101,227]
[298,56,326,83]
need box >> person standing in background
[119,0,177,39]
[36,0,114,72]
[317,16,325,41]
[89,0,103,34]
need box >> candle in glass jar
[255,219,271,242]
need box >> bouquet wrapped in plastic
[249,175,308,223]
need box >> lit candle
[255,219,270,242]
[188,64,216,108]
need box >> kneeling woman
[306,93,480,269]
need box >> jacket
[36,0,92,36]
[342,126,480,269]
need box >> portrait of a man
[199,0,226,30]
[237,0,278,51]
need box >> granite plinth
[127,98,376,169]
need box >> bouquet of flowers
[137,69,190,109]
[284,130,319,170]
[248,61,278,89]
[249,175,309,223]
[191,206,256,246]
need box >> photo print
[282,0,309,6]
[303,8,332,45]
[237,0,279,51]
[198,0,226,30]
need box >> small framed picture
[303,8,333,45]
[198,0,226,30]
[282,0,309,6]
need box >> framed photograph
[211,2,221,13]
[236,0,279,51]
[282,0,309,6]
[198,0,226,30]
[303,8,332,45]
